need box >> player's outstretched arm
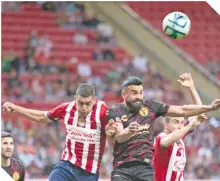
[160,114,207,148]
[166,99,220,117]
[2,102,52,124]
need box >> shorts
[111,161,154,181]
[48,160,99,181]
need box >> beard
[125,99,143,112]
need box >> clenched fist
[2,102,17,113]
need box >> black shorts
[111,161,154,181]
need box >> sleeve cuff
[46,111,58,122]
[164,105,170,116]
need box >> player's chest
[172,141,186,161]
[64,110,100,130]
[119,106,155,127]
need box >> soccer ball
[162,12,191,39]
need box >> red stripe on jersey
[85,144,95,172]
[68,103,76,125]
[96,102,107,171]
[99,102,108,128]
[97,130,106,171]
[90,101,98,129]
[178,171,184,181]
[62,144,67,160]
[75,142,84,167]
[84,102,98,171]
[67,139,73,160]
[171,171,177,181]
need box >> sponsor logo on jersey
[78,118,86,127]
[121,115,128,122]
[13,172,20,181]
[139,107,148,116]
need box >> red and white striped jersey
[47,99,108,174]
[154,132,186,181]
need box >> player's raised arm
[177,73,202,105]
[167,74,220,117]
[160,114,207,148]
[2,102,51,124]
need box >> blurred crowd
[2,1,219,180]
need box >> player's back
[154,132,186,181]
[2,157,25,181]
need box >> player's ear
[92,96,96,104]
[121,88,126,99]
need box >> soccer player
[106,75,220,181]
[1,131,25,181]
[153,73,207,181]
[2,83,116,181]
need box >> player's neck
[164,129,171,134]
[125,104,137,113]
[1,156,11,167]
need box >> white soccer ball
[162,12,191,39]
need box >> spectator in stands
[82,13,101,28]
[72,32,89,45]
[35,34,53,62]
[77,62,92,78]
[40,2,57,12]
[2,50,20,74]
[2,1,21,12]
[132,53,148,73]
[93,48,104,61]
[103,49,116,61]
[26,31,38,52]
[93,48,115,61]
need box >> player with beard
[1,131,25,181]
[106,76,220,181]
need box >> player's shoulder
[11,157,24,167]
[96,99,107,106]
[109,103,124,110]
[57,102,72,108]
[143,98,161,106]
[156,132,168,139]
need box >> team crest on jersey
[78,118,86,127]
[12,172,20,181]
[139,107,148,116]
[121,115,128,122]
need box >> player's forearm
[115,128,135,143]
[182,104,211,117]
[14,105,45,116]
[161,124,193,148]
[188,86,202,105]
[106,135,115,146]
[14,106,50,124]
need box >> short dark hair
[1,131,13,138]
[164,117,170,122]
[76,83,95,97]
[121,76,143,89]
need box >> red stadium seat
[125,2,220,64]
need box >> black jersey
[2,157,25,181]
[107,99,169,168]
